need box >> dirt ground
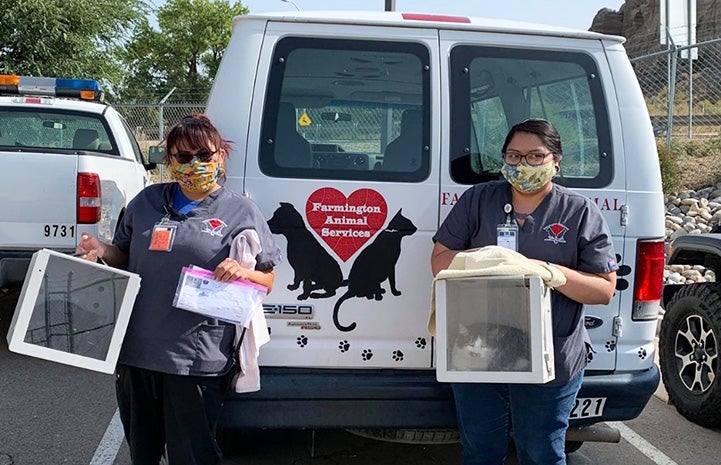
[677,153,721,191]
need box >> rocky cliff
[590,0,721,57]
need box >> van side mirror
[148,146,165,164]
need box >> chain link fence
[114,103,206,148]
[115,102,400,155]
[631,37,721,143]
[116,40,721,150]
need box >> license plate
[569,397,606,419]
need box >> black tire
[660,283,721,427]
[564,441,583,454]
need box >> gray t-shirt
[114,183,281,376]
[433,181,618,384]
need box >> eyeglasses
[502,150,553,166]
[171,149,217,164]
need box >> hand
[75,233,106,262]
[213,258,248,282]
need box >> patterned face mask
[169,158,224,193]
[500,159,557,193]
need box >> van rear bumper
[218,365,660,429]
[0,251,33,288]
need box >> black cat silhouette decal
[332,209,417,332]
[267,202,344,300]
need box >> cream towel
[229,229,270,393]
[428,245,566,335]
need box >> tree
[0,0,148,93]
[121,0,248,102]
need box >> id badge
[497,223,519,251]
[149,220,179,252]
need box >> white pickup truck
[0,75,154,288]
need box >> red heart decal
[306,188,388,261]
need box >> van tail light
[77,172,101,224]
[632,238,665,320]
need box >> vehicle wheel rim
[674,314,718,393]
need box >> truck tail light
[77,172,101,224]
[632,239,665,320]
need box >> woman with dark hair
[76,114,281,465]
[431,118,618,465]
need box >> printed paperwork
[173,266,267,327]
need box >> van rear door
[233,20,440,369]
[438,29,624,372]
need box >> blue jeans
[452,371,583,465]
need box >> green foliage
[657,141,680,194]
[670,137,721,158]
[0,0,148,92]
[120,0,248,102]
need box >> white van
[205,11,665,447]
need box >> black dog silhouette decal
[333,209,417,332]
[267,202,344,300]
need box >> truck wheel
[660,283,721,427]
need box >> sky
[236,0,627,30]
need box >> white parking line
[89,408,124,465]
[607,422,679,465]
[88,415,674,465]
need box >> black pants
[115,364,230,465]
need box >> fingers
[73,248,98,262]
[213,258,246,282]
[77,233,97,249]
[75,234,104,261]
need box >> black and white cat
[449,322,531,372]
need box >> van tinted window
[449,46,612,187]
[260,37,431,182]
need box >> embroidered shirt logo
[201,218,227,237]
[543,222,569,244]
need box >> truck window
[119,117,146,164]
[0,109,114,153]
[449,46,612,188]
[259,37,431,182]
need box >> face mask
[501,160,557,194]
[169,158,223,193]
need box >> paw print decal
[338,340,350,353]
[392,350,404,361]
[296,335,308,347]
[586,351,594,364]
[415,337,427,349]
[605,340,616,352]
[638,348,648,359]
[361,349,374,361]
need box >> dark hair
[163,113,233,166]
[501,118,563,160]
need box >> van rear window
[449,46,612,188]
[259,37,431,183]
